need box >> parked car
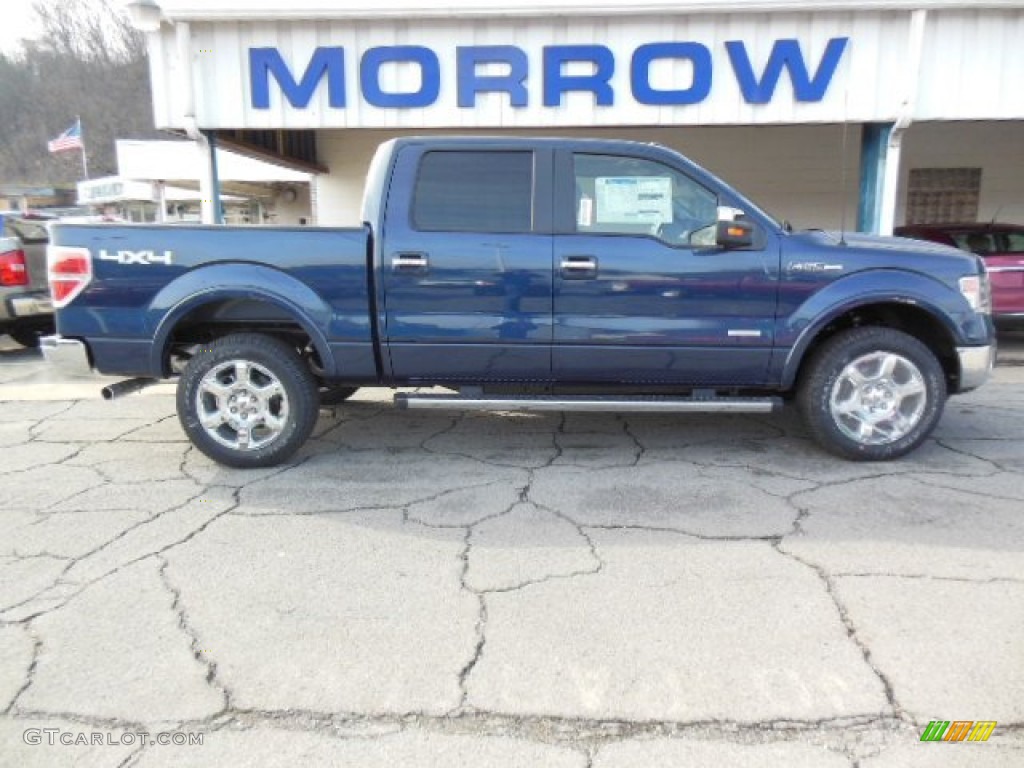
[0,212,55,347]
[896,223,1024,327]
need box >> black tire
[797,327,947,461]
[177,333,319,468]
[318,385,359,405]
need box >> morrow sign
[250,38,850,111]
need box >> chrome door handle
[391,252,429,272]
[560,255,598,278]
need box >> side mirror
[716,219,754,249]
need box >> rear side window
[951,231,996,254]
[412,151,533,233]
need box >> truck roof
[388,135,668,153]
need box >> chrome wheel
[829,351,927,446]
[195,359,289,451]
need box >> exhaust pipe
[102,377,159,400]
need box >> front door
[552,150,779,387]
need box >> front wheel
[177,333,320,468]
[797,327,947,461]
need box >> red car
[896,223,1024,326]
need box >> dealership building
[128,0,1024,232]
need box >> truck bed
[50,223,373,378]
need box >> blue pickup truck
[42,137,995,467]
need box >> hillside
[0,0,162,185]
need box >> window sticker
[595,177,672,225]
[577,193,594,227]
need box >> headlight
[959,273,991,314]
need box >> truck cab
[372,139,774,387]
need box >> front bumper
[956,343,996,392]
[993,312,1024,327]
[40,335,93,377]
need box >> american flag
[47,119,84,153]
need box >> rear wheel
[797,327,947,460]
[177,333,319,468]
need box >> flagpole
[78,116,89,180]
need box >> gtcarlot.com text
[23,728,204,747]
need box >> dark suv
[1,212,55,347]
[896,222,1024,327]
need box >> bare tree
[32,0,145,63]
[0,0,158,185]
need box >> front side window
[573,154,718,246]
[412,151,533,233]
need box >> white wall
[897,122,1024,226]
[267,185,313,225]
[314,124,862,230]
[150,8,1024,130]
[662,124,862,231]
[316,122,1024,229]
[314,131,390,226]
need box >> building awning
[115,140,312,184]
[76,176,244,206]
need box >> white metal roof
[151,0,1024,21]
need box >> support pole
[204,130,224,225]
[155,181,167,222]
[78,116,89,180]
[196,139,215,224]
[878,9,928,236]
[857,123,891,234]
[175,20,217,225]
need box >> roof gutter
[174,21,218,224]
[878,8,928,236]
[126,3,220,224]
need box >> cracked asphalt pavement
[1,336,1023,767]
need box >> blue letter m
[726,37,848,104]
[250,47,346,109]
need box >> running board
[395,393,782,414]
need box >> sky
[0,0,43,53]
[1,0,137,54]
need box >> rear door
[381,145,554,384]
[551,149,780,386]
